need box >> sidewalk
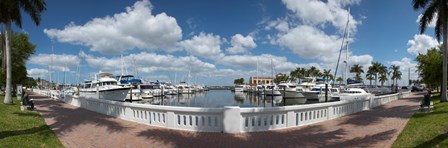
[32,92,422,148]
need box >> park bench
[20,93,34,111]
[419,93,433,113]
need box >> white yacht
[264,84,282,96]
[278,81,307,104]
[140,83,163,98]
[298,77,317,92]
[334,84,374,101]
[302,78,339,102]
[79,72,130,101]
[177,82,194,94]
[234,84,248,92]
[116,74,142,101]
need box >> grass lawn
[0,97,63,147]
[393,93,448,148]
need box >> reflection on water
[134,90,310,108]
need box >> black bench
[21,94,34,111]
[420,93,433,112]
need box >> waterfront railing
[34,89,410,133]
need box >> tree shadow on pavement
[31,94,129,135]
[136,124,397,147]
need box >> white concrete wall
[34,89,411,133]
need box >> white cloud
[226,34,257,54]
[28,54,80,72]
[282,0,359,32]
[179,32,224,59]
[416,13,437,28]
[218,54,301,75]
[83,52,216,75]
[44,0,182,54]
[27,68,48,78]
[407,34,439,55]
[265,18,290,32]
[275,25,342,59]
[389,57,418,86]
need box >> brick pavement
[32,92,422,148]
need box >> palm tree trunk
[442,17,448,102]
[3,20,12,104]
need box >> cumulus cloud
[83,52,216,75]
[407,34,439,55]
[179,32,224,59]
[44,0,182,54]
[28,54,80,72]
[416,14,437,28]
[275,25,342,59]
[282,0,359,32]
[218,54,301,75]
[389,57,418,85]
[226,34,257,54]
[27,68,48,78]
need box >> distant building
[276,73,286,78]
[249,77,274,85]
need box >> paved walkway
[32,92,423,148]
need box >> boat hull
[79,87,130,101]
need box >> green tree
[389,64,402,91]
[336,76,343,85]
[366,72,375,87]
[233,78,244,85]
[416,47,443,91]
[379,73,388,87]
[0,0,46,104]
[307,66,321,77]
[274,74,289,84]
[368,62,387,87]
[322,69,333,80]
[0,32,36,95]
[413,0,447,102]
[290,67,307,83]
[350,64,364,81]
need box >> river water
[134,90,312,108]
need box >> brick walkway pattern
[32,92,422,148]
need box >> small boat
[302,78,339,102]
[116,74,143,101]
[234,84,248,92]
[264,84,282,96]
[79,72,130,101]
[140,83,163,98]
[333,84,374,101]
[278,81,307,104]
[177,82,194,94]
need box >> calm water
[133,90,307,108]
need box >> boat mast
[256,58,259,85]
[333,8,350,86]
[344,8,350,85]
[121,54,124,75]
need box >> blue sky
[22,0,439,86]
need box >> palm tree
[322,69,333,80]
[307,66,321,77]
[337,76,343,85]
[366,72,375,87]
[0,0,46,104]
[390,65,402,92]
[368,62,387,87]
[413,0,447,102]
[350,64,364,81]
[379,73,388,86]
[389,65,400,88]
